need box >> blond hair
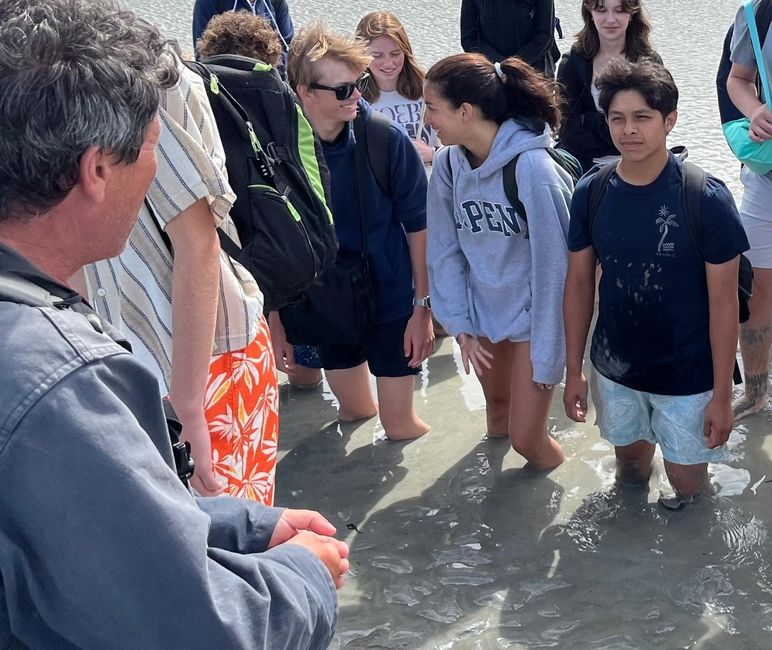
[287,22,371,92]
[355,11,424,103]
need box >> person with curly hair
[193,0,293,71]
[197,10,282,66]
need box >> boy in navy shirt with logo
[563,59,749,508]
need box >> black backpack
[586,161,753,327]
[716,0,772,127]
[184,55,338,313]
[446,145,583,224]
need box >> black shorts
[319,314,420,378]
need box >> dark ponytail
[425,53,561,131]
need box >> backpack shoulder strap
[184,60,273,171]
[0,272,62,308]
[586,162,618,236]
[681,161,708,258]
[364,111,393,198]
[502,154,526,222]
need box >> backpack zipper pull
[209,73,220,95]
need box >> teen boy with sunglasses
[277,22,434,441]
[563,59,749,508]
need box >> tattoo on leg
[743,372,769,400]
[740,326,772,346]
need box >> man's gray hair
[0,0,179,222]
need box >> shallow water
[278,336,772,649]
[125,1,772,647]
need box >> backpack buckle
[246,121,275,179]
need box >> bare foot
[385,418,431,441]
[732,394,769,421]
[338,409,378,422]
[520,437,565,471]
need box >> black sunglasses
[310,72,370,101]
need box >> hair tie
[494,61,506,81]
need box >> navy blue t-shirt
[568,154,749,396]
[321,101,427,325]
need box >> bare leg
[614,440,655,486]
[506,341,564,470]
[663,460,710,501]
[325,363,378,422]
[475,337,514,437]
[376,375,430,441]
[285,366,323,389]
[734,267,772,420]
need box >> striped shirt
[86,60,263,395]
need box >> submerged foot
[657,490,701,511]
[385,419,431,441]
[289,379,323,391]
[732,393,769,421]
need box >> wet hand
[286,531,350,590]
[749,104,772,142]
[563,372,588,422]
[704,396,733,448]
[457,333,493,375]
[404,308,435,368]
[269,509,338,547]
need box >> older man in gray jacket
[0,1,346,647]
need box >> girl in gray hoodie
[424,53,572,470]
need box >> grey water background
[129,0,772,647]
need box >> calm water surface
[127,1,772,648]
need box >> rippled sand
[276,337,772,649]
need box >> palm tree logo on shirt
[656,205,678,255]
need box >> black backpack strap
[145,196,244,264]
[183,60,276,180]
[502,154,526,223]
[144,197,173,255]
[351,114,371,261]
[586,162,618,239]
[679,161,744,384]
[364,110,393,198]
[680,161,708,258]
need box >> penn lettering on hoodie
[427,119,573,385]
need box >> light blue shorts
[590,371,729,466]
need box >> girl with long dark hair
[557,0,659,171]
[425,53,572,470]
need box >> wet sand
[276,338,772,649]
